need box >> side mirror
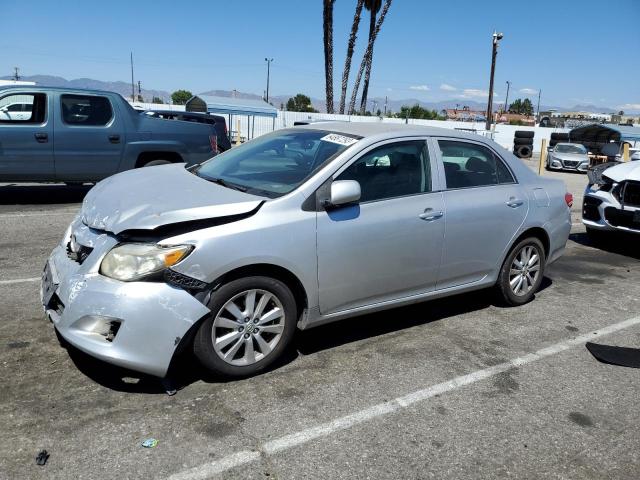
[328,180,361,207]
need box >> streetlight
[264,58,273,103]
[485,31,503,131]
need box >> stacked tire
[549,132,569,148]
[513,131,534,159]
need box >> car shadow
[0,184,92,205]
[58,281,553,395]
[570,231,640,261]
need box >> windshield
[194,129,359,198]
[555,144,586,154]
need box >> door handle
[34,132,48,143]
[506,197,524,208]
[419,209,444,221]
[108,135,120,144]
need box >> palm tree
[359,0,382,114]
[323,0,336,113]
[348,0,392,114]
[338,0,365,114]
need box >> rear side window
[0,93,46,124]
[61,94,113,126]
[438,140,515,189]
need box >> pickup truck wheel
[193,276,297,378]
[496,237,546,306]
[142,159,171,167]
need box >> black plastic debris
[586,342,640,368]
[36,450,49,466]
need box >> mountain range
[1,75,618,114]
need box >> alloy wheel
[509,245,541,296]
[212,289,285,366]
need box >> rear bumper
[42,221,210,377]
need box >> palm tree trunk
[348,0,392,115]
[338,0,364,114]
[323,0,336,113]
[359,9,377,114]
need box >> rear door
[0,91,53,181]
[53,93,124,181]
[433,138,528,289]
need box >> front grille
[563,160,579,168]
[604,207,640,231]
[582,196,602,222]
[622,181,640,208]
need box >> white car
[583,161,640,237]
[630,148,640,162]
[0,102,33,121]
[546,143,589,172]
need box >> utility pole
[130,52,135,102]
[384,96,388,116]
[137,80,142,102]
[536,89,542,122]
[264,58,273,103]
[13,67,20,81]
[504,80,511,114]
[485,31,504,131]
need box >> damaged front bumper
[41,216,210,377]
[582,186,640,234]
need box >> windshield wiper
[206,177,248,192]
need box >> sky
[2,0,639,111]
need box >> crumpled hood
[602,161,640,183]
[82,164,265,234]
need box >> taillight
[209,135,218,153]
[564,192,573,208]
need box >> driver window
[337,140,430,202]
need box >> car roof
[295,121,485,142]
[0,85,124,96]
[556,142,586,147]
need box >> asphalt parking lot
[1,162,640,479]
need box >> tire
[142,159,171,167]
[516,145,533,158]
[514,130,535,139]
[496,237,546,306]
[193,276,297,378]
[514,137,534,146]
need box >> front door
[434,138,528,289]
[0,91,53,181]
[53,93,124,181]
[317,139,445,315]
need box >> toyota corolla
[42,123,571,378]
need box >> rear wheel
[496,237,546,306]
[194,276,297,377]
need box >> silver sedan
[42,123,572,378]
[546,143,590,172]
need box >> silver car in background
[546,143,589,172]
[42,123,571,378]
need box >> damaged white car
[583,161,640,237]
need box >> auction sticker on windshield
[321,133,358,146]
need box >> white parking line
[168,315,640,480]
[0,210,77,219]
[0,277,40,285]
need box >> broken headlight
[100,243,193,281]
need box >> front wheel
[142,159,171,167]
[193,276,297,377]
[496,237,546,306]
